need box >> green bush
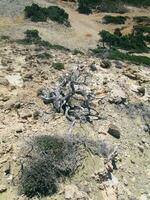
[98,0,127,13]
[0,35,10,40]
[52,62,65,70]
[24,4,69,25]
[19,135,87,198]
[19,132,117,198]
[17,29,70,51]
[17,29,41,45]
[103,15,128,24]
[123,0,150,7]
[134,25,150,34]
[77,0,92,14]
[109,49,150,66]
[37,52,52,59]
[77,0,150,15]
[133,16,150,24]
[99,30,149,53]
[20,158,57,198]
[77,0,127,14]
[24,3,48,22]
[47,6,69,25]
[92,47,150,66]
[144,33,150,42]
[73,49,84,55]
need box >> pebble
[123,178,128,186]
[108,124,121,139]
[0,78,9,86]
[0,185,7,193]
[15,128,23,133]
[138,145,144,153]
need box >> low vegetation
[99,29,149,53]
[92,47,150,66]
[19,134,109,198]
[77,0,127,14]
[92,25,150,66]
[37,52,52,59]
[134,25,150,34]
[0,35,10,40]
[24,3,70,26]
[73,49,84,55]
[77,0,150,14]
[17,30,70,51]
[109,49,150,66]
[52,62,65,70]
[123,0,150,7]
[102,15,128,24]
[133,16,150,24]
[19,135,82,198]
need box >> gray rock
[101,60,111,69]
[0,78,9,86]
[138,145,144,153]
[0,185,7,193]
[108,84,127,104]
[139,194,147,200]
[65,184,89,200]
[90,63,97,71]
[108,124,121,139]
[137,86,145,96]
[16,128,23,133]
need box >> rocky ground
[0,39,150,200]
[0,0,150,200]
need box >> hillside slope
[0,1,150,200]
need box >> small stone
[114,60,125,69]
[23,73,33,81]
[16,128,23,133]
[101,60,111,69]
[0,185,7,193]
[130,159,135,164]
[106,162,113,172]
[141,138,147,144]
[4,161,11,175]
[123,178,128,186]
[65,185,77,199]
[139,194,147,200]
[138,145,144,153]
[98,184,105,190]
[33,111,40,120]
[0,78,9,86]
[65,184,89,200]
[21,112,32,119]
[108,124,121,139]
[90,63,97,71]
[108,83,127,104]
[137,86,145,96]
[1,96,10,102]
[14,102,21,109]
[143,124,150,133]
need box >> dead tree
[37,68,101,123]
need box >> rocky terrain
[0,1,150,200]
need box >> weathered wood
[38,69,100,123]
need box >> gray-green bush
[24,4,70,26]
